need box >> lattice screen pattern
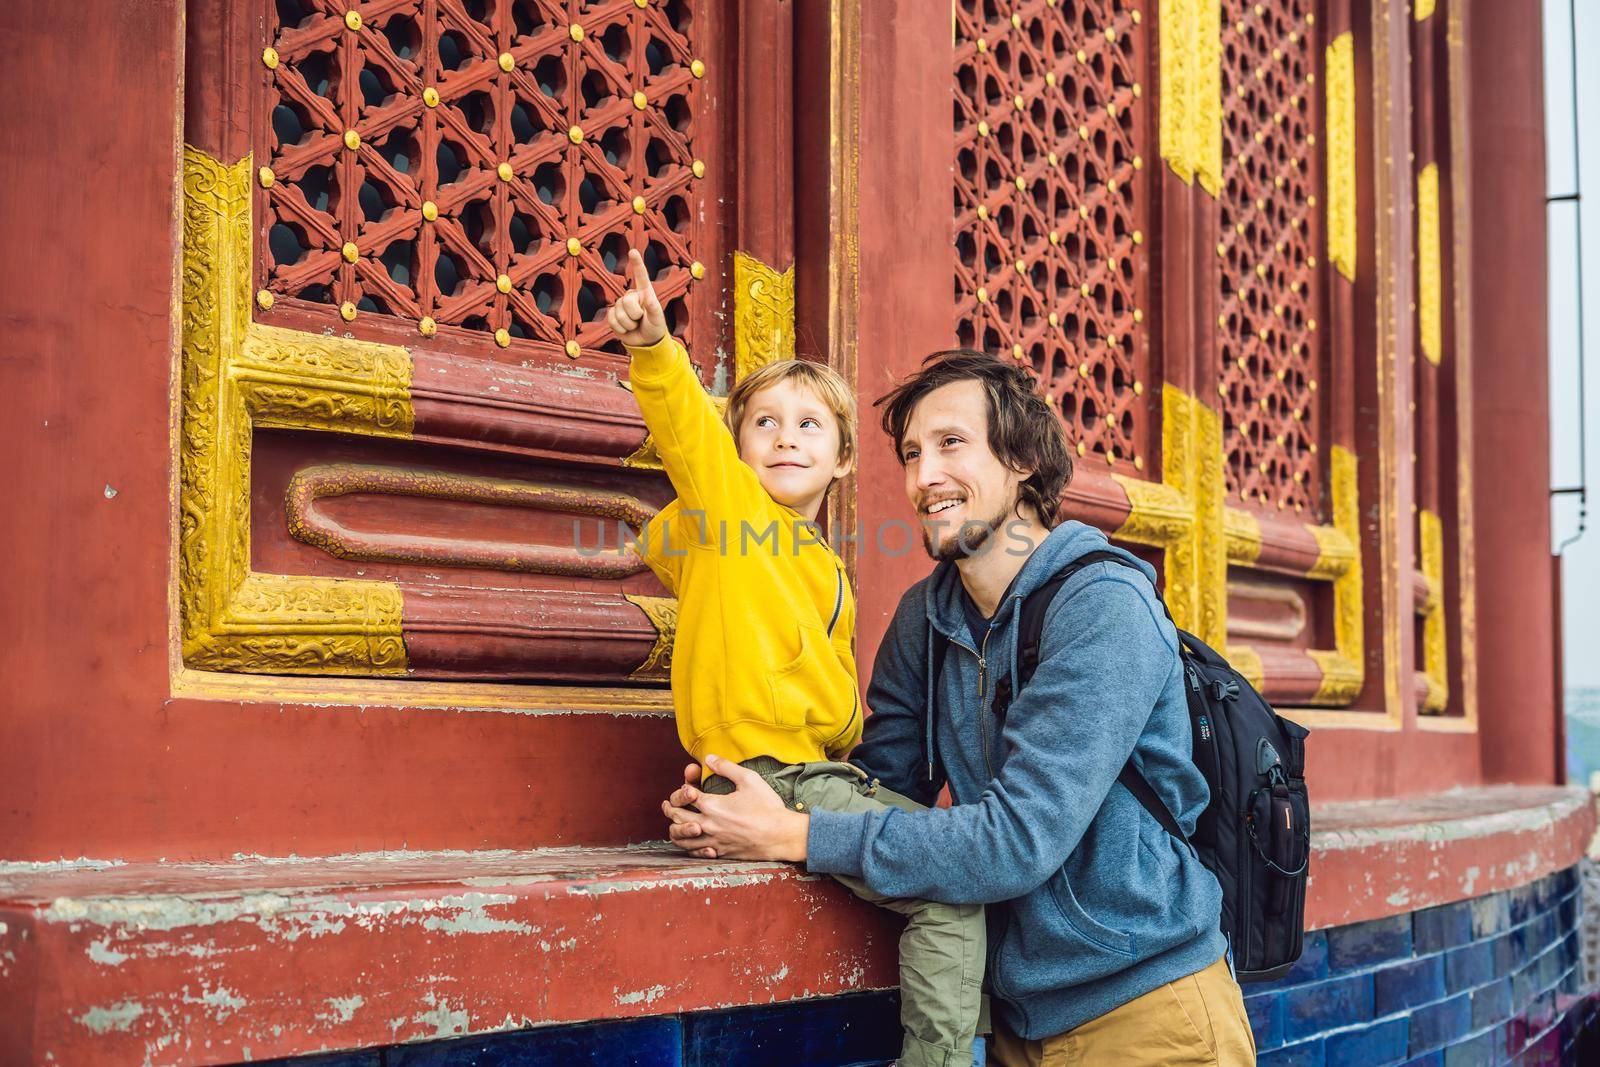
[260,0,706,358]
[1218,0,1324,516]
[953,0,1153,471]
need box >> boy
[606,250,983,1067]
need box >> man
[662,351,1256,1065]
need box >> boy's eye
[756,415,776,428]
[801,417,821,429]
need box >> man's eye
[941,436,961,448]
[902,449,919,462]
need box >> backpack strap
[1012,550,1189,844]
[1015,550,1130,686]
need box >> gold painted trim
[1223,506,1262,565]
[180,147,411,675]
[1310,445,1365,704]
[1113,387,1225,648]
[170,666,676,714]
[1159,0,1223,197]
[1417,162,1443,365]
[621,435,666,470]
[626,594,678,682]
[1195,0,1222,196]
[1415,0,1437,20]
[1326,32,1358,283]
[1126,391,1366,708]
[1307,649,1364,705]
[1224,506,1354,579]
[1417,507,1449,712]
[1306,521,1359,581]
[1158,0,1191,185]
[732,251,797,381]
[1111,475,1194,548]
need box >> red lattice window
[1218,0,1324,516]
[259,0,708,361]
[953,0,1153,472]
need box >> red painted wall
[0,1,688,863]
[0,0,1562,866]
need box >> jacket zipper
[826,566,844,637]
[941,632,993,782]
[976,627,994,777]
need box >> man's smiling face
[899,379,1031,561]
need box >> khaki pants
[988,955,1256,1066]
[704,758,985,1067]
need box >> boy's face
[736,379,853,518]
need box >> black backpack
[931,550,1311,982]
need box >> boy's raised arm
[607,250,763,526]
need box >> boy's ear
[831,451,856,481]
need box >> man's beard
[922,501,1014,562]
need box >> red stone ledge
[1,785,1591,1066]
[1305,784,1596,930]
[0,848,899,1067]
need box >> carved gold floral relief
[179,146,412,676]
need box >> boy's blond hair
[724,358,857,468]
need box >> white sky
[1545,0,1598,689]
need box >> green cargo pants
[703,757,985,1067]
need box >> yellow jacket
[626,336,862,768]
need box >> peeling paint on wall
[76,999,144,1034]
[411,994,469,1039]
[615,984,669,1007]
[318,995,364,1025]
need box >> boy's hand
[605,249,668,348]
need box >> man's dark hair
[874,349,1073,527]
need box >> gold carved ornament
[1326,32,1358,283]
[1305,446,1364,704]
[733,251,797,381]
[626,595,678,682]
[1417,162,1443,366]
[180,147,412,675]
[1417,507,1449,712]
[1159,0,1223,197]
[1112,386,1227,650]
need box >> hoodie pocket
[768,620,832,728]
[1047,868,1136,959]
[991,873,1137,1000]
